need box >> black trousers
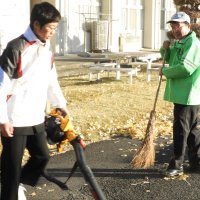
[0,124,50,200]
[169,104,200,168]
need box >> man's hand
[160,42,169,76]
[163,40,170,50]
[0,122,14,137]
[55,108,69,117]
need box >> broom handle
[152,50,167,112]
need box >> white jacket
[0,26,67,126]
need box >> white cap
[167,12,190,24]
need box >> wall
[27,0,176,54]
[0,0,178,55]
[143,0,154,49]
[0,0,30,54]
[101,0,111,51]
[30,0,55,9]
[110,0,121,52]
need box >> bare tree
[168,0,200,39]
[174,0,200,38]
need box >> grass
[59,69,173,145]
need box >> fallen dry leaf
[164,174,190,185]
[30,192,37,196]
[178,174,191,186]
[47,189,55,192]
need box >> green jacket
[160,31,200,105]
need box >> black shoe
[187,164,200,173]
[164,166,183,177]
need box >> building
[0,0,176,55]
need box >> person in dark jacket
[0,2,67,200]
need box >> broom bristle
[131,111,156,169]
[131,133,155,169]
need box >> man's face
[170,22,191,40]
[33,22,58,42]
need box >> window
[120,0,144,33]
[78,0,101,30]
[160,0,176,29]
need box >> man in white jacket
[0,2,67,200]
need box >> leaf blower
[44,108,106,200]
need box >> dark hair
[30,2,61,28]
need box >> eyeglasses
[170,23,188,30]
[45,26,57,32]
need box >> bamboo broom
[131,51,166,169]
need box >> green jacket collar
[174,31,195,48]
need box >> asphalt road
[24,135,200,200]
